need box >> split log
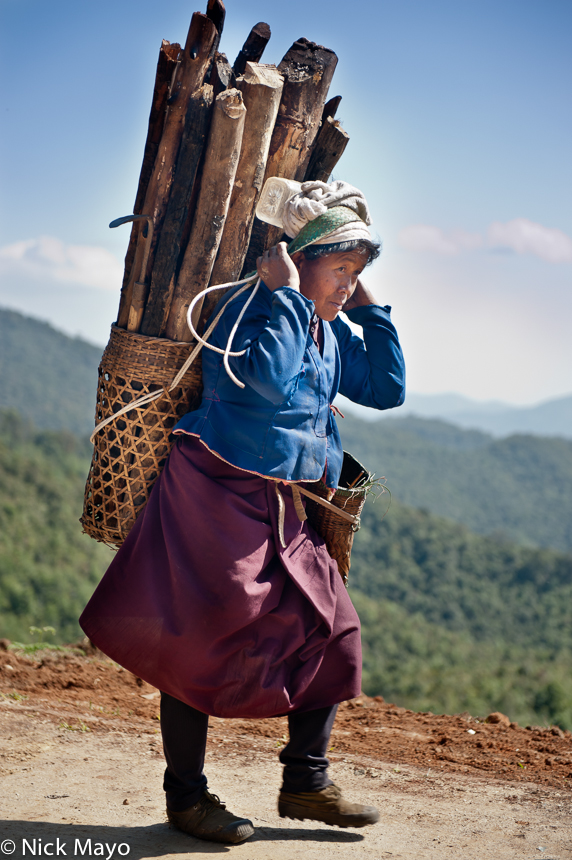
[209,62,283,287]
[233,22,271,75]
[139,85,214,337]
[165,88,247,342]
[116,40,180,328]
[321,94,342,124]
[304,116,350,183]
[210,52,236,96]
[123,13,217,332]
[205,0,226,77]
[241,38,338,274]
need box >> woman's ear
[290,251,305,273]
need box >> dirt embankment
[1,644,571,790]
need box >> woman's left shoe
[278,784,379,828]
[167,790,255,843]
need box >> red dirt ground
[1,643,571,791]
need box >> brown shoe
[167,790,254,844]
[278,784,379,828]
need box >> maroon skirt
[80,435,361,718]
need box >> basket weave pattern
[303,453,369,585]
[81,325,203,546]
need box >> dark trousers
[161,692,338,811]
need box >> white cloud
[488,218,572,263]
[398,224,483,255]
[0,236,123,291]
[399,218,572,264]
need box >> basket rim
[109,323,197,348]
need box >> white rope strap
[274,483,287,549]
[291,484,308,522]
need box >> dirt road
[1,647,571,859]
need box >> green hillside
[0,407,570,727]
[0,308,102,436]
[0,410,113,643]
[2,308,571,556]
[351,499,572,727]
[339,414,572,553]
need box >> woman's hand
[257,243,300,292]
[343,278,377,312]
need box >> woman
[81,181,405,844]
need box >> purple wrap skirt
[80,435,361,719]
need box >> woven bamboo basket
[303,452,371,585]
[80,325,203,546]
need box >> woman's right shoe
[278,784,380,828]
[167,790,254,843]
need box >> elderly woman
[81,181,405,844]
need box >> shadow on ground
[1,819,364,857]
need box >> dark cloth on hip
[80,435,361,719]
[161,692,337,810]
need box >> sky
[0,0,570,405]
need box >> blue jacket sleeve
[209,284,314,405]
[332,304,405,409]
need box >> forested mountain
[0,408,570,728]
[0,308,102,436]
[351,499,572,727]
[339,415,572,553]
[337,391,572,439]
[2,307,571,553]
[1,310,571,726]
[0,410,113,642]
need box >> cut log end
[321,95,342,123]
[162,39,181,63]
[206,0,226,33]
[217,87,246,119]
[241,60,283,87]
[233,21,272,75]
[210,52,236,96]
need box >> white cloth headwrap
[282,180,372,240]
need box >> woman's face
[293,249,368,321]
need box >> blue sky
[1,0,570,404]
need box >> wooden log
[233,22,271,75]
[210,52,236,97]
[205,0,226,79]
[241,38,338,274]
[116,40,180,328]
[304,116,350,183]
[209,62,284,287]
[165,88,247,342]
[139,85,214,337]
[321,94,342,124]
[123,13,217,332]
[206,0,226,34]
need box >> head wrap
[282,180,373,255]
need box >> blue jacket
[174,283,405,489]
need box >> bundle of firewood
[114,0,349,342]
[81,0,351,546]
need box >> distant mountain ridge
[339,414,572,554]
[3,306,570,440]
[0,308,102,436]
[337,390,572,439]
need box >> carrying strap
[274,481,361,550]
[90,275,259,444]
